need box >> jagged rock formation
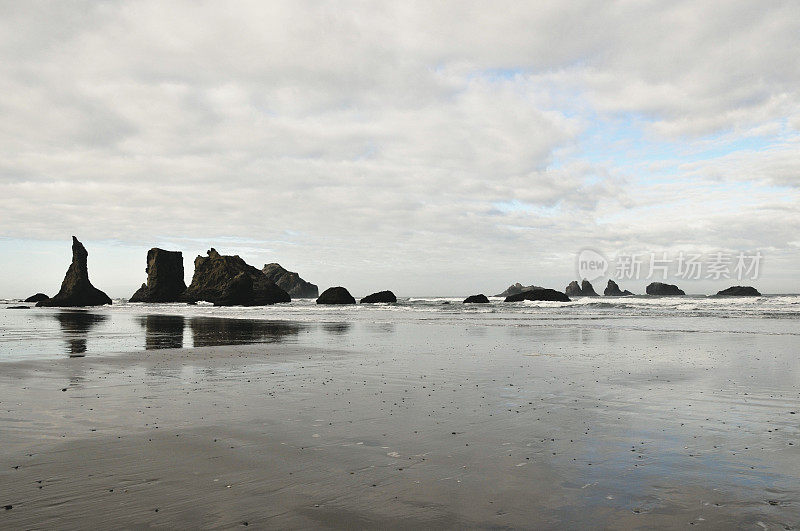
[129,248,186,302]
[580,280,598,296]
[565,281,581,296]
[37,237,112,307]
[463,294,490,303]
[716,286,761,296]
[183,248,290,306]
[360,290,397,303]
[24,293,49,303]
[215,272,253,306]
[495,283,544,297]
[262,263,319,298]
[604,280,633,296]
[645,282,685,296]
[504,289,571,303]
[317,286,356,305]
[565,280,599,297]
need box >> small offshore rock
[360,290,397,303]
[604,279,633,296]
[504,289,570,303]
[645,282,685,296]
[317,287,356,305]
[715,286,761,296]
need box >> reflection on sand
[138,315,185,350]
[321,322,352,335]
[189,317,303,347]
[52,311,109,357]
[135,315,306,349]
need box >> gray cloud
[1,1,798,295]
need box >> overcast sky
[2,1,799,298]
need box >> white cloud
[1,1,799,295]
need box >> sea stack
[129,248,186,303]
[37,237,112,307]
[495,283,544,297]
[24,293,49,303]
[463,294,490,303]
[183,248,290,306]
[645,282,685,296]
[565,279,599,297]
[604,280,633,296]
[504,288,570,302]
[262,263,319,298]
[360,290,397,303]
[716,286,761,296]
[317,287,356,305]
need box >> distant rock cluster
[495,283,544,297]
[183,249,291,306]
[22,237,765,307]
[262,263,319,298]
[565,280,598,297]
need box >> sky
[2,1,799,298]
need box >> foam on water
[1,294,799,361]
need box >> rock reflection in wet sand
[188,317,303,347]
[138,315,185,350]
[52,311,109,357]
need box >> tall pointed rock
[37,236,112,307]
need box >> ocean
[2,295,799,361]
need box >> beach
[1,299,798,528]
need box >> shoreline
[2,329,799,528]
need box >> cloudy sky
[2,1,799,298]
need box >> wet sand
[1,323,799,529]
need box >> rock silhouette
[24,293,49,303]
[580,280,598,296]
[183,249,290,305]
[215,272,254,306]
[37,237,112,307]
[604,280,633,296]
[646,282,685,296]
[495,283,544,297]
[565,280,598,297]
[463,294,490,303]
[129,248,186,302]
[317,287,356,305]
[360,290,397,303]
[262,263,319,298]
[716,286,761,296]
[504,289,570,302]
